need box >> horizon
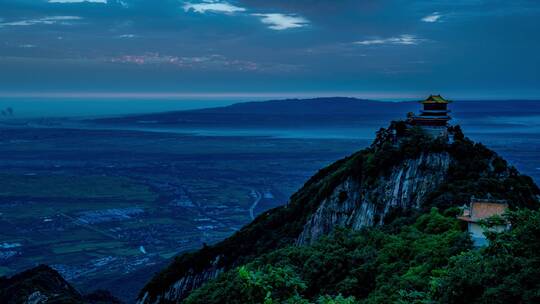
[1,95,540,119]
[3,91,540,101]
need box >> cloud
[183,1,246,14]
[0,16,82,27]
[182,1,308,31]
[108,53,298,72]
[48,0,107,3]
[354,35,423,46]
[110,53,257,70]
[117,34,137,38]
[252,13,309,30]
[422,12,442,22]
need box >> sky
[0,0,539,99]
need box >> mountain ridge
[136,122,539,303]
[0,264,121,304]
[91,97,540,126]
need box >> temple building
[457,196,509,247]
[407,95,452,137]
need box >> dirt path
[249,190,262,220]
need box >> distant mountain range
[91,97,540,129]
[92,98,412,127]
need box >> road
[58,212,119,240]
[249,189,262,220]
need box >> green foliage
[186,209,471,304]
[186,265,306,304]
[238,265,307,304]
[423,132,539,212]
[414,208,459,234]
[491,156,508,174]
[187,209,540,304]
[185,264,358,304]
[432,209,540,304]
[317,295,357,304]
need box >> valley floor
[0,126,366,302]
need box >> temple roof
[420,94,451,104]
[457,201,508,223]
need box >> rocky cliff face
[297,152,450,245]
[137,266,223,304]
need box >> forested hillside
[185,208,540,303]
[138,123,539,303]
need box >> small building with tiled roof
[457,196,509,247]
[407,95,452,137]
[421,94,452,104]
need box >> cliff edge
[137,122,539,303]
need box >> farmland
[0,126,365,300]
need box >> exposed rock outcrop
[137,266,222,304]
[0,265,122,304]
[297,152,450,245]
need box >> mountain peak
[137,122,539,303]
[0,265,83,304]
[0,265,122,304]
